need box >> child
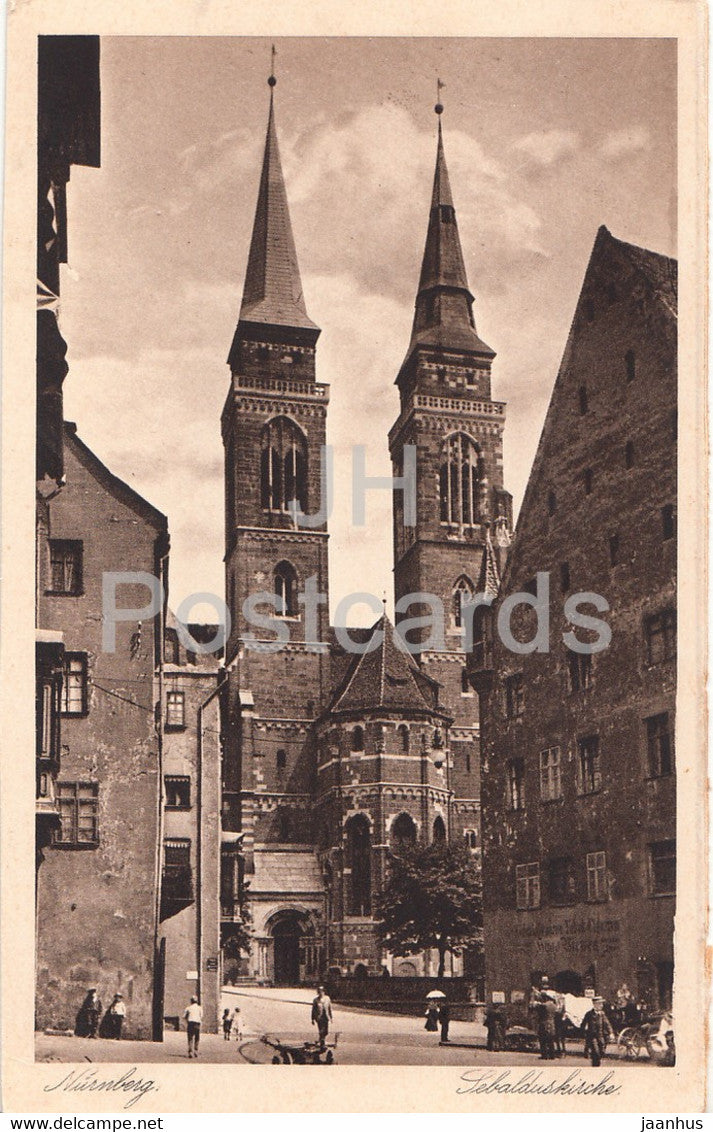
[222,1008,233,1041]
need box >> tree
[376,841,482,978]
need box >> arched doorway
[271,913,303,986]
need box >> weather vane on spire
[268,43,277,87]
[435,78,445,115]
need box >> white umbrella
[425,990,446,1000]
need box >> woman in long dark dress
[75,990,102,1038]
[424,1004,439,1031]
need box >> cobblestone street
[35,987,658,1068]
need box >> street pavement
[35,986,648,1067]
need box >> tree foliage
[376,841,482,977]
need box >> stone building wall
[36,425,167,1038]
[476,228,677,1010]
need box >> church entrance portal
[272,915,302,985]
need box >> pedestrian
[311,985,333,1051]
[222,1008,233,1041]
[108,993,126,1039]
[424,1003,439,1032]
[484,1001,507,1052]
[535,997,557,1060]
[582,996,613,1067]
[232,1005,242,1040]
[553,992,567,1057]
[438,998,450,1044]
[184,995,203,1058]
[75,989,102,1039]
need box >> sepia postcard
[1,0,708,1115]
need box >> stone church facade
[219,85,510,985]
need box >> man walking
[184,995,203,1058]
[582,996,613,1067]
[438,998,451,1044]
[311,985,333,1051]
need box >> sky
[59,37,677,625]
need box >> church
[218,77,511,986]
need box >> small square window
[586,850,607,901]
[165,775,190,809]
[166,690,185,729]
[61,654,88,716]
[649,840,675,896]
[49,540,83,595]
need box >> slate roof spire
[404,100,493,362]
[236,72,319,339]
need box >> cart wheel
[272,1055,282,1064]
[325,1050,334,1064]
[617,1029,641,1059]
[282,1051,293,1064]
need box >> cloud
[513,129,580,167]
[282,102,547,302]
[599,127,651,160]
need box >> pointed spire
[236,74,318,338]
[404,101,494,362]
[476,523,501,599]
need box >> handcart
[261,1031,338,1064]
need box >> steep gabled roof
[499,225,677,594]
[329,614,441,715]
[64,422,167,532]
[606,227,677,319]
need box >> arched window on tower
[439,433,481,525]
[432,815,446,843]
[345,815,371,915]
[453,576,475,630]
[390,812,417,851]
[274,561,298,617]
[261,416,307,513]
[397,724,410,753]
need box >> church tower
[388,102,511,833]
[220,75,330,984]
